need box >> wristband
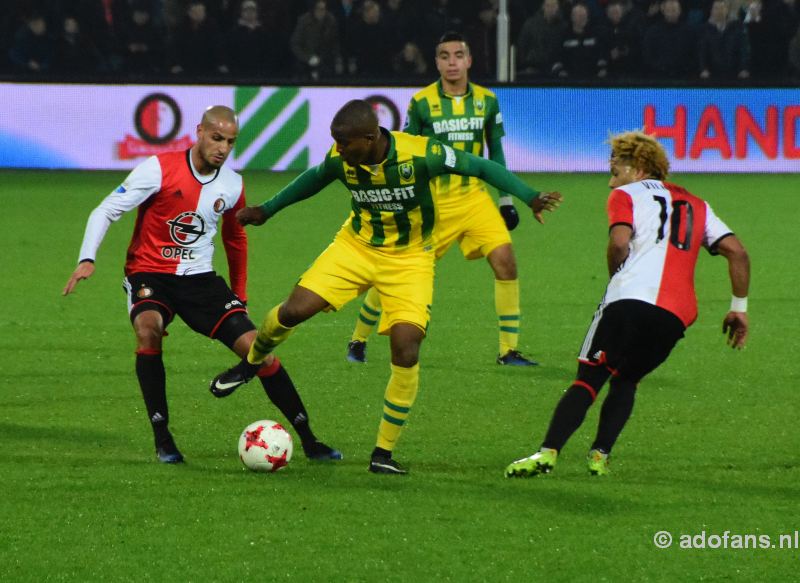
[730,295,747,313]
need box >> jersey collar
[185,148,220,184]
[437,78,473,99]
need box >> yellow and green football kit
[248,128,540,455]
[352,81,531,360]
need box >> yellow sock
[248,304,295,364]
[351,287,382,342]
[376,363,420,452]
[495,279,520,355]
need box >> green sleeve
[427,140,539,205]
[259,159,336,218]
[487,134,506,167]
[403,98,422,135]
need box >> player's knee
[391,344,419,367]
[488,245,517,280]
[215,312,256,350]
[133,314,164,349]
[575,362,611,396]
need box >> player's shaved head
[331,100,378,136]
[201,105,238,129]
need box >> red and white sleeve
[222,185,248,302]
[607,188,633,230]
[77,156,161,263]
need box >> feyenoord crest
[137,286,154,299]
[213,198,226,213]
[399,162,414,181]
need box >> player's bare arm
[63,260,95,295]
[236,205,268,226]
[607,224,632,276]
[530,191,563,224]
[716,235,750,349]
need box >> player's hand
[236,206,268,226]
[722,311,748,349]
[499,203,520,231]
[63,261,95,295]
[530,191,562,224]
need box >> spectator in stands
[698,0,750,79]
[290,0,341,80]
[384,0,418,51]
[329,0,361,74]
[744,0,793,76]
[52,14,103,74]
[392,40,428,78]
[789,25,800,75]
[169,1,228,75]
[75,0,126,72]
[8,13,53,74]
[642,0,696,78]
[516,0,567,79]
[552,3,609,78]
[122,3,164,74]
[348,0,392,77]
[466,0,500,78]
[598,0,642,77]
[227,0,269,76]
[421,0,464,57]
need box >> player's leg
[347,286,382,363]
[368,250,433,475]
[213,317,342,460]
[487,243,537,366]
[210,286,329,391]
[588,304,685,474]
[505,302,628,477]
[124,274,182,463]
[369,322,424,475]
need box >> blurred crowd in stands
[2,0,798,82]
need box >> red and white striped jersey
[78,149,248,300]
[604,179,732,327]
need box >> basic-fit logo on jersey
[166,212,206,246]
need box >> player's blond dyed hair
[609,131,670,180]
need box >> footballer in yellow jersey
[210,100,561,475]
[349,32,539,367]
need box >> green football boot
[587,449,610,476]
[504,448,558,477]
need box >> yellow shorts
[434,185,512,260]
[298,227,435,335]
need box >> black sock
[591,378,637,453]
[135,350,170,445]
[259,363,316,444]
[372,447,392,459]
[541,384,597,451]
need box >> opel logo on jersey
[167,211,206,246]
[213,198,226,213]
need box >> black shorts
[123,272,252,340]
[578,299,685,383]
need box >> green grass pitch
[1,169,797,580]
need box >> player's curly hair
[608,130,670,180]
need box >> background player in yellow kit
[347,32,538,367]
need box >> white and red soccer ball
[238,420,293,472]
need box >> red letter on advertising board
[690,105,732,159]
[644,105,686,158]
[784,106,800,158]
[735,106,778,159]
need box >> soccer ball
[238,420,293,472]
